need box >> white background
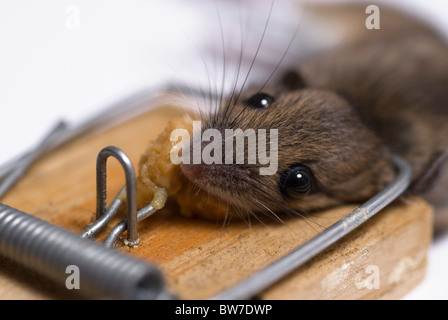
[0,0,447,299]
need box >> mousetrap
[0,89,433,300]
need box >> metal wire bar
[95,146,138,245]
[80,187,125,239]
[104,204,157,248]
[0,121,68,199]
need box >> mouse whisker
[247,208,271,229]
[192,184,202,197]
[212,1,230,128]
[233,0,275,106]
[251,197,310,241]
[221,207,233,228]
[253,197,285,224]
[258,1,306,93]
[276,201,327,232]
[234,204,252,229]
[247,181,327,231]
[223,8,246,121]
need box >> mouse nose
[179,138,224,181]
[180,163,204,181]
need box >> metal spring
[0,202,169,299]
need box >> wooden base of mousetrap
[0,103,433,300]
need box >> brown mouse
[177,4,448,231]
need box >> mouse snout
[180,162,204,181]
[179,138,225,182]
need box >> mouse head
[180,70,395,219]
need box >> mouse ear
[280,70,306,91]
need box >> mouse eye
[279,165,313,198]
[244,92,274,109]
